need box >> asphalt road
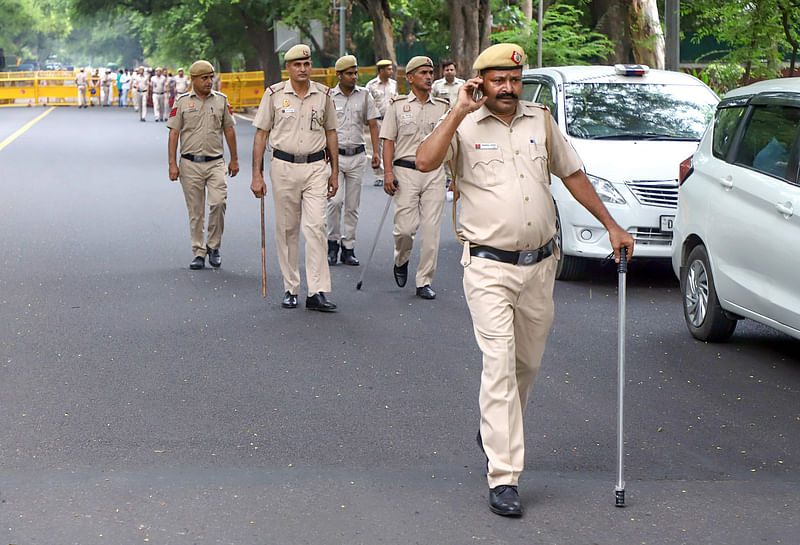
[1,105,798,545]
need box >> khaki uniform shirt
[432,77,465,107]
[175,75,190,94]
[252,80,337,155]
[331,84,381,148]
[444,101,583,251]
[151,74,167,94]
[166,90,235,157]
[380,93,449,161]
[75,72,88,87]
[366,77,397,118]
[131,73,148,92]
[100,72,112,87]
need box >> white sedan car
[522,65,719,279]
[672,78,800,341]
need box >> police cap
[285,44,312,62]
[472,43,526,71]
[335,55,357,72]
[376,59,392,68]
[405,56,433,75]
[189,60,214,77]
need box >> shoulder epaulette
[432,96,450,106]
[175,92,191,102]
[211,89,229,99]
[390,95,407,103]
[521,99,548,111]
[267,81,286,95]
[311,81,331,95]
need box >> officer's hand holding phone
[456,76,488,114]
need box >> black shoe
[489,485,522,517]
[415,285,436,299]
[306,292,337,312]
[340,247,360,266]
[206,246,221,268]
[189,256,205,270]
[281,291,298,309]
[393,261,408,287]
[327,240,339,266]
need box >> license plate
[660,215,675,232]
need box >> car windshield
[564,83,717,140]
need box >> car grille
[629,227,673,245]
[625,180,679,208]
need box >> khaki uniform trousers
[153,92,167,120]
[464,253,557,488]
[136,91,147,120]
[392,165,446,288]
[132,89,140,111]
[270,158,332,296]
[77,86,87,107]
[101,84,111,106]
[326,152,367,249]
[179,158,227,257]
[369,119,384,180]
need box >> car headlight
[586,174,626,204]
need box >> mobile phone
[472,85,483,102]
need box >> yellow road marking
[0,107,56,152]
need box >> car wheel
[681,245,737,342]
[554,205,588,280]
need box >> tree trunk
[244,22,281,85]
[521,0,533,21]
[592,0,631,64]
[630,0,665,69]
[448,0,486,79]
[357,0,396,65]
[479,0,492,52]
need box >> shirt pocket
[274,105,297,130]
[398,117,417,137]
[528,141,551,184]
[466,148,504,186]
[183,110,201,130]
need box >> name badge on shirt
[282,108,296,114]
[474,143,498,150]
[336,105,344,111]
[401,113,413,119]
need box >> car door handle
[719,176,733,189]
[776,201,794,217]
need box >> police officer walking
[131,67,148,121]
[380,56,449,300]
[151,67,168,122]
[175,68,190,95]
[250,44,340,312]
[431,60,465,107]
[366,59,397,186]
[326,54,381,266]
[100,68,113,106]
[416,43,635,517]
[75,68,88,108]
[167,60,239,270]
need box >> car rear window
[564,83,717,140]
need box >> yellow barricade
[0,66,401,109]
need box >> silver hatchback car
[672,78,800,341]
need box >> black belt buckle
[516,249,539,266]
[192,155,204,163]
[293,154,310,163]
